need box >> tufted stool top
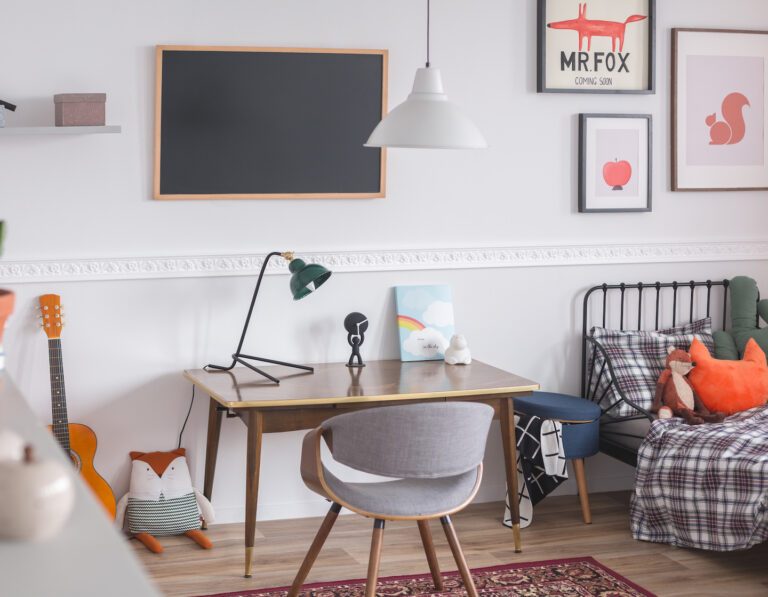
[513,391,601,422]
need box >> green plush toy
[713,276,768,360]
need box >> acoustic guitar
[39,293,117,520]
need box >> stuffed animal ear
[667,346,676,355]
[689,338,711,362]
[744,338,768,366]
[172,448,186,457]
[129,451,145,461]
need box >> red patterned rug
[196,557,656,597]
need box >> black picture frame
[578,114,652,213]
[538,0,655,94]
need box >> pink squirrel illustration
[706,92,750,145]
[547,3,647,52]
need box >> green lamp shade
[289,258,332,300]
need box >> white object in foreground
[0,446,74,541]
[0,374,160,597]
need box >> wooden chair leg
[417,520,443,591]
[365,519,385,597]
[572,458,592,524]
[440,516,478,597]
[288,503,342,597]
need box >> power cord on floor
[178,384,195,449]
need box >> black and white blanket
[631,404,768,551]
[503,414,568,529]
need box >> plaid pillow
[588,318,714,418]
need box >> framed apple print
[579,114,651,212]
[672,29,768,191]
[538,0,655,93]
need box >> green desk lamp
[206,251,331,383]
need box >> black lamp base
[206,353,313,384]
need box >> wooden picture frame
[538,0,655,94]
[579,114,652,212]
[672,29,768,191]
[154,46,387,200]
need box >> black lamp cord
[177,384,195,449]
[426,0,431,67]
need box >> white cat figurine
[444,334,472,365]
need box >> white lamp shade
[365,67,487,149]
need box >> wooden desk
[184,359,539,578]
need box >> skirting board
[2,240,768,284]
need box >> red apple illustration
[603,159,632,190]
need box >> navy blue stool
[513,391,601,523]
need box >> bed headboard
[580,280,732,399]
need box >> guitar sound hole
[69,450,82,473]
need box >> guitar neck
[48,338,71,453]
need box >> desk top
[184,360,539,408]
[0,374,161,597]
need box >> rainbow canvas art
[394,285,455,361]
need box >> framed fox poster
[538,0,655,94]
[672,29,768,191]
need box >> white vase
[0,446,75,542]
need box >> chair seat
[514,392,601,422]
[322,466,480,518]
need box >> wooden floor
[131,491,768,597]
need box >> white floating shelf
[0,125,121,135]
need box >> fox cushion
[125,449,202,536]
[689,338,768,415]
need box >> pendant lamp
[364,0,486,149]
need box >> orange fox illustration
[706,92,750,145]
[547,3,647,52]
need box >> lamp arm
[206,251,285,372]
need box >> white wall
[2,0,768,524]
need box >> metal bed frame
[580,280,732,467]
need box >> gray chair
[288,401,494,597]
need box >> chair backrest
[322,401,494,479]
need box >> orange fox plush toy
[651,346,725,425]
[115,448,214,553]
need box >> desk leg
[244,409,263,578]
[499,397,522,553]
[202,397,223,530]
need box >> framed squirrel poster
[538,0,655,94]
[672,29,768,191]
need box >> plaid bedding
[589,318,714,418]
[630,404,768,551]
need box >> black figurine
[344,312,368,367]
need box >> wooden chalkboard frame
[154,45,388,200]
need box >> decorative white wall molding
[2,241,767,284]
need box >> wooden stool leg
[365,519,385,597]
[417,520,444,590]
[288,503,342,597]
[572,458,592,524]
[440,516,479,597]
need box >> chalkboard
[154,46,387,200]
